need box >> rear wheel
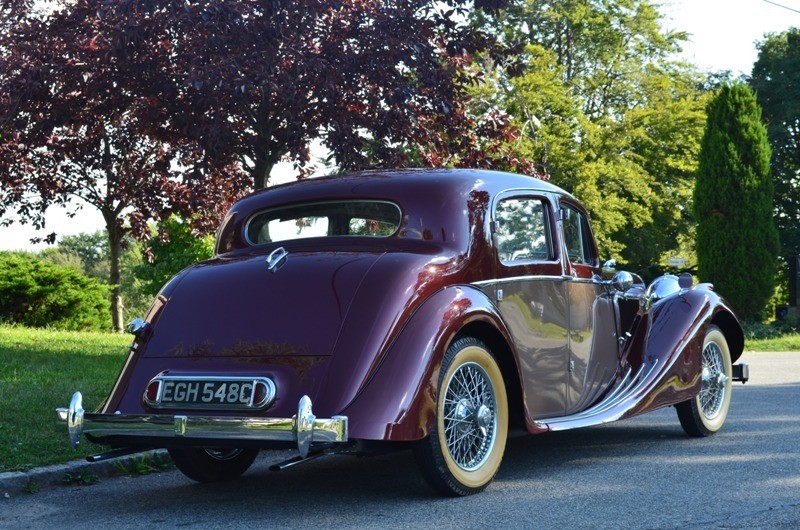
[414,336,508,496]
[676,325,733,436]
[168,447,259,482]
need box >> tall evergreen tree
[695,83,779,320]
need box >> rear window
[245,201,401,245]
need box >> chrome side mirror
[126,318,149,337]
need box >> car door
[491,192,570,419]
[559,202,620,415]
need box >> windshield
[245,201,402,245]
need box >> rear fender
[341,285,515,441]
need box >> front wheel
[168,447,259,482]
[676,325,733,436]
[414,336,508,496]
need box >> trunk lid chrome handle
[266,246,289,272]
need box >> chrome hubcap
[442,361,497,471]
[699,341,727,419]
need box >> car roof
[234,168,569,211]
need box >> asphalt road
[2,351,798,529]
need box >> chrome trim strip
[537,361,660,426]
[568,277,600,285]
[471,275,601,287]
[471,275,567,287]
[56,392,347,452]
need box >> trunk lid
[142,249,382,359]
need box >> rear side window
[561,204,597,266]
[246,201,401,245]
[495,198,551,263]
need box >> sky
[1,0,799,251]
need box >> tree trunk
[252,153,275,190]
[106,219,125,333]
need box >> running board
[534,360,660,432]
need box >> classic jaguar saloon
[57,169,748,496]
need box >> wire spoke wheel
[414,336,508,496]
[676,325,733,437]
[442,362,496,470]
[698,341,728,419]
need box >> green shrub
[0,253,110,331]
[741,320,782,341]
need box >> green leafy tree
[695,83,779,320]
[39,232,111,280]
[472,1,708,273]
[135,216,215,299]
[751,29,800,260]
[0,253,110,331]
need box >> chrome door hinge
[497,288,503,301]
[569,359,575,373]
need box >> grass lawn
[745,333,800,352]
[0,325,129,473]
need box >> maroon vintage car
[57,169,748,496]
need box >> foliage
[136,216,215,299]
[0,253,110,331]
[742,315,800,351]
[23,479,39,494]
[751,29,800,260]
[0,325,128,472]
[127,0,534,188]
[62,469,99,486]
[0,3,250,330]
[119,243,153,324]
[471,1,708,274]
[38,232,111,281]
[37,231,151,324]
[694,83,779,320]
[114,452,174,477]
[741,320,783,341]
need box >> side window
[495,198,550,263]
[561,205,597,266]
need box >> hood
[141,249,383,359]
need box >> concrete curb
[0,449,169,497]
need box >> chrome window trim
[490,191,556,265]
[472,275,567,286]
[472,275,600,287]
[243,199,402,247]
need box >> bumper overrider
[55,392,348,458]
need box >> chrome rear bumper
[55,392,347,458]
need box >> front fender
[624,287,742,418]
[341,285,513,441]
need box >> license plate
[144,376,276,410]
